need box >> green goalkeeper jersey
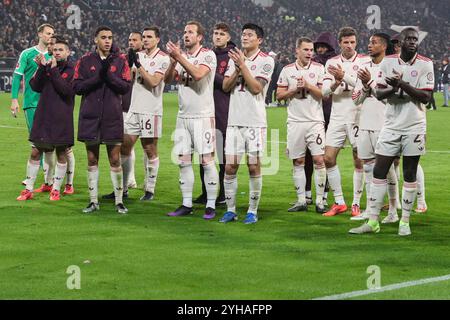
[12,46,50,110]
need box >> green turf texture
[0,92,449,300]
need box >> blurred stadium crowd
[0,0,448,62]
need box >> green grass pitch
[0,92,449,299]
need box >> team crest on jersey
[162,62,169,69]
[411,70,418,77]
[220,61,227,67]
[309,73,315,79]
[110,65,117,72]
[353,65,359,71]
[194,60,199,65]
[427,72,433,81]
[16,62,20,69]
[150,61,155,67]
[205,55,213,63]
[62,72,68,79]
[263,64,272,72]
[251,65,257,71]
[90,66,96,72]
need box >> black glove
[100,58,109,79]
[127,48,135,67]
[134,53,141,68]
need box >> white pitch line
[0,125,26,130]
[312,274,450,300]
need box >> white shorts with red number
[325,122,358,149]
[124,112,162,138]
[225,126,266,156]
[173,117,215,155]
[286,121,325,159]
[375,130,426,157]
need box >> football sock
[387,165,398,215]
[110,166,123,205]
[314,164,326,206]
[416,164,426,206]
[128,147,136,186]
[43,151,55,185]
[363,161,375,210]
[224,174,237,213]
[120,154,131,192]
[87,165,99,204]
[293,165,306,204]
[203,161,219,209]
[248,175,262,214]
[25,159,40,191]
[401,181,417,223]
[327,165,345,205]
[145,157,159,194]
[179,162,194,208]
[368,178,387,221]
[352,168,364,206]
[65,148,75,186]
[53,162,67,192]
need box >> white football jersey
[175,46,216,118]
[129,48,170,115]
[378,53,434,134]
[352,60,386,131]
[323,52,371,124]
[225,50,274,127]
[277,61,325,122]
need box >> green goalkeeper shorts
[24,107,36,133]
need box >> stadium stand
[0,0,448,61]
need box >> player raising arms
[219,23,274,224]
[165,21,219,219]
[121,26,170,201]
[73,26,131,214]
[276,37,327,213]
[349,27,434,236]
[321,27,370,217]
[350,33,399,222]
[17,38,75,201]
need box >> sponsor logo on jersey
[251,65,257,71]
[427,72,433,81]
[353,65,359,71]
[411,70,418,77]
[309,73,315,79]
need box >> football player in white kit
[121,27,170,201]
[165,21,220,220]
[219,23,274,224]
[350,33,399,223]
[349,28,434,236]
[276,37,327,214]
[321,27,371,217]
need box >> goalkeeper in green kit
[10,23,57,191]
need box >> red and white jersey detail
[225,50,274,127]
[278,61,325,122]
[175,46,217,118]
[378,53,434,134]
[352,60,386,131]
[130,48,170,115]
[323,52,371,124]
